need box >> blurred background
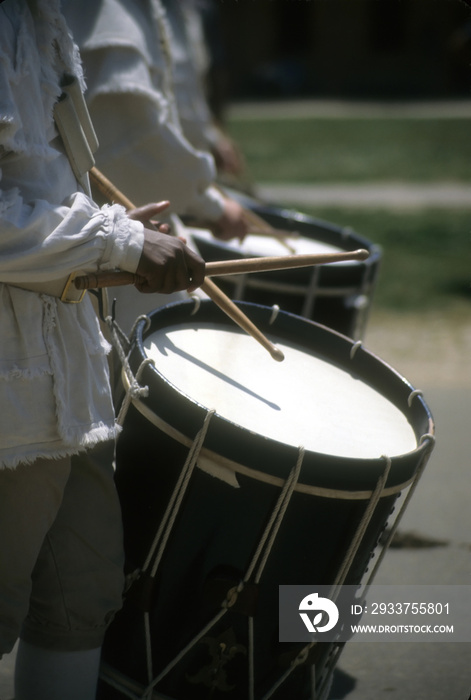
[202,0,471,352]
[206,2,471,699]
[212,0,471,102]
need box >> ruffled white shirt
[162,0,220,153]
[61,0,225,220]
[0,0,144,468]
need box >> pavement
[228,98,471,121]
[257,182,471,210]
[328,330,471,700]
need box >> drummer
[161,0,245,179]
[61,0,249,242]
[0,2,205,699]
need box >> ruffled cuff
[186,185,225,223]
[101,204,144,273]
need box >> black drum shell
[189,194,382,339]
[99,300,434,700]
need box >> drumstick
[74,249,370,290]
[206,249,369,275]
[89,167,285,362]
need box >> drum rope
[331,455,392,593]
[246,447,305,700]
[99,664,143,700]
[105,313,153,427]
[144,613,153,687]
[143,605,222,697]
[140,446,305,700]
[138,409,225,698]
[261,456,393,700]
[142,409,216,578]
[260,642,313,700]
[302,266,321,318]
[142,605,229,699]
[365,433,435,586]
[407,388,423,407]
[246,446,305,585]
[268,304,280,325]
[122,402,215,695]
[263,433,434,700]
[349,340,362,359]
[116,357,154,428]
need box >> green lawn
[226,115,471,313]
[228,118,471,183]
[298,207,471,312]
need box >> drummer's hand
[212,199,249,242]
[135,227,205,294]
[127,201,171,235]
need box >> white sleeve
[80,47,225,222]
[0,183,144,286]
[0,19,144,287]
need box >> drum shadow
[148,331,281,411]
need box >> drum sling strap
[5,73,99,302]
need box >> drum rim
[189,190,382,268]
[126,299,434,494]
[125,383,423,500]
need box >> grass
[228,118,471,183]
[297,207,471,313]
[226,115,471,313]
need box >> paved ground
[257,182,471,209]
[328,310,471,700]
[228,97,471,120]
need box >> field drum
[188,193,381,340]
[98,299,434,700]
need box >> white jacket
[0,0,144,468]
[62,0,225,220]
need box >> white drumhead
[144,324,417,460]
[190,228,359,265]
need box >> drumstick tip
[271,346,285,362]
[356,248,370,260]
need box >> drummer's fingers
[153,221,171,235]
[135,259,204,295]
[186,250,206,292]
[154,253,205,294]
[127,201,170,224]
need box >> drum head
[128,300,434,494]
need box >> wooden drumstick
[198,282,284,362]
[91,167,136,211]
[206,249,369,276]
[89,167,285,362]
[74,249,370,289]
